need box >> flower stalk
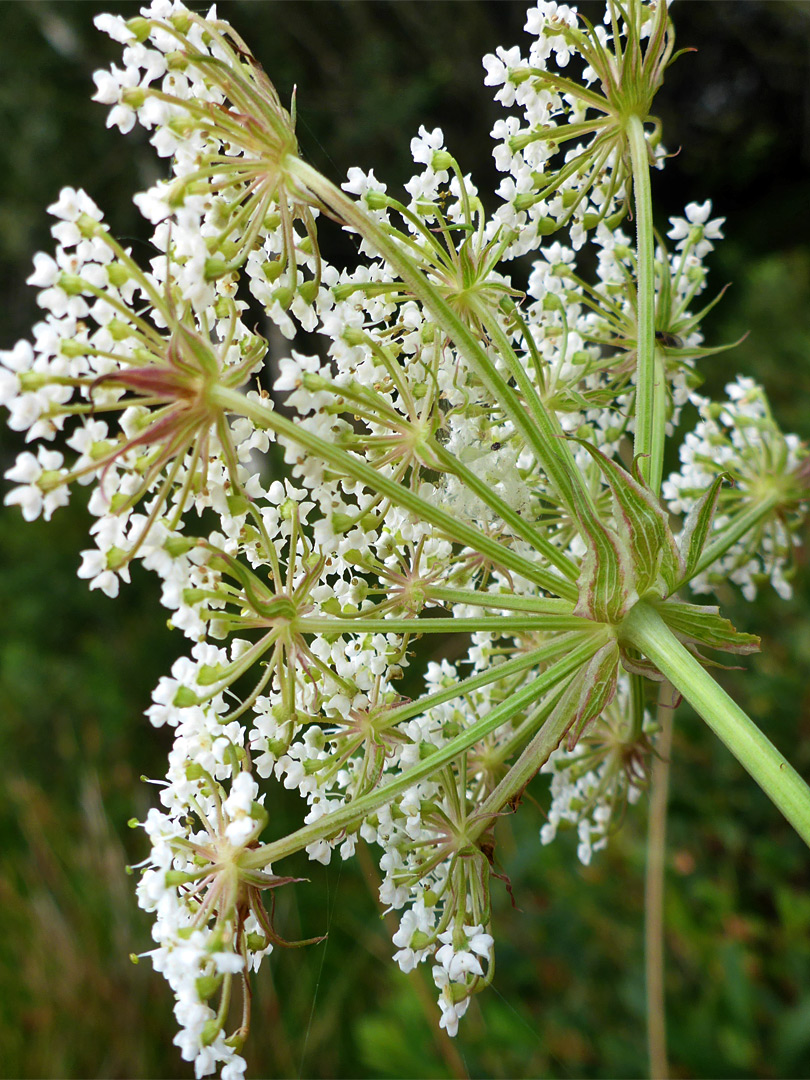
[626,113,664,493]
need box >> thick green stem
[241,632,606,869]
[620,601,810,846]
[626,115,662,493]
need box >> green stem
[475,304,597,517]
[472,681,572,827]
[649,348,667,497]
[430,442,579,597]
[426,587,574,614]
[620,601,810,846]
[373,633,589,734]
[626,115,661,492]
[241,633,606,869]
[296,614,589,636]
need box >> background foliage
[1,2,809,1077]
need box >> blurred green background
[1,2,810,1077]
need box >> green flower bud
[331,512,355,535]
[195,974,223,1001]
[106,545,129,571]
[173,685,201,708]
[513,192,538,212]
[165,50,189,71]
[341,326,367,347]
[106,317,133,341]
[226,492,252,517]
[76,212,104,239]
[409,930,432,950]
[364,190,389,211]
[106,263,130,288]
[121,87,147,111]
[298,280,319,305]
[431,149,454,171]
[302,372,331,391]
[168,11,192,34]
[58,273,86,296]
[200,1019,221,1047]
[272,286,294,311]
[260,259,284,286]
[196,663,228,686]
[204,258,229,281]
[125,16,151,41]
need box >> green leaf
[566,453,635,622]
[545,638,620,748]
[679,474,727,583]
[575,441,683,598]
[653,598,760,655]
[573,514,635,623]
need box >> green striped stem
[620,600,810,847]
[626,114,665,495]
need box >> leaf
[575,440,683,598]
[544,638,620,749]
[654,598,760,655]
[573,513,636,623]
[618,648,668,681]
[679,474,727,583]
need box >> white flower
[46,187,103,222]
[93,12,136,43]
[4,447,68,521]
[667,201,725,258]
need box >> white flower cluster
[519,198,726,466]
[92,0,322,336]
[484,0,672,256]
[664,377,809,600]
[2,0,805,1074]
[135,770,269,1080]
[540,675,654,865]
